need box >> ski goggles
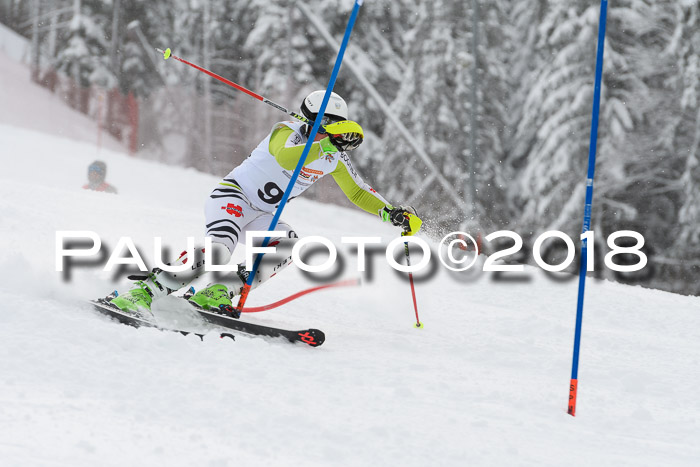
[317,115,345,134]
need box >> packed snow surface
[1,49,699,467]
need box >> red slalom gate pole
[156,47,310,124]
[241,278,359,313]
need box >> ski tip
[414,322,424,329]
[297,329,325,347]
[163,48,171,60]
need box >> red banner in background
[37,68,139,155]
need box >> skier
[83,160,118,194]
[106,91,422,319]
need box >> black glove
[382,205,418,230]
[328,132,363,151]
[324,120,364,151]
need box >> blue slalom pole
[234,0,364,313]
[568,0,608,416]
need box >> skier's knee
[251,228,297,248]
[155,242,232,290]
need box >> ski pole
[156,47,311,125]
[403,235,423,329]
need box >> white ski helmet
[301,90,348,123]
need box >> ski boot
[186,284,241,318]
[107,272,171,321]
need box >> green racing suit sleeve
[269,125,322,170]
[331,154,389,217]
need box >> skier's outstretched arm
[331,152,422,236]
[331,157,388,216]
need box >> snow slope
[1,53,699,467]
[0,22,31,63]
[0,22,124,152]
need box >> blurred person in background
[83,160,117,194]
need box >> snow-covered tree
[373,0,475,228]
[511,1,600,236]
[55,0,115,91]
[470,0,511,231]
[667,1,700,292]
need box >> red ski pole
[156,47,310,124]
[403,236,423,329]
